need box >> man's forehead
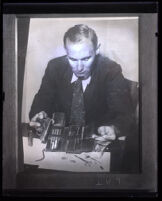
[66,37,93,46]
[66,42,95,59]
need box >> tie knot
[74,78,82,88]
[77,77,82,82]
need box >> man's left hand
[92,126,117,153]
[97,126,116,140]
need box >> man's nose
[77,60,84,71]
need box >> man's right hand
[29,111,47,132]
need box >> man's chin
[77,76,84,80]
[76,74,90,80]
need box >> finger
[102,134,111,140]
[38,113,44,119]
[104,127,116,136]
[95,136,108,142]
[31,113,40,122]
[91,134,100,139]
[103,126,114,135]
[31,111,47,122]
[97,126,103,133]
[105,133,116,140]
[38,111,47,119]
[105,126,110,134]
[29,121,41,128]
[98,126,105,136]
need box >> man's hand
[29,111,47,133]
[92,126,117,153]
[97,126,116,140]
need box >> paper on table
[23,137,110,172]
[23,136,46,165]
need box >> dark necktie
[70,78,85,126]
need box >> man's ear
[95,43,101,55]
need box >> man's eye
[83,58,89,61]
[69,58,77,61]
[82,57,90,61]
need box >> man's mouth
[76,72,85,76]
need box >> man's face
[65,38,97,80]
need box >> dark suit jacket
[29,54,135,137]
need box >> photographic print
[21,17,139,173]
[3,5,157,196]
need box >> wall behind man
[22,17,138,123]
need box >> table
[16,124,126,189]
[23,136,111,172]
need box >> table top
[23,136,110,172]
[21,123,125,173]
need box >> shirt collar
[71,73,91,92]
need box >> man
[29,24,135,156]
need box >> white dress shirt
[71,73,91,92]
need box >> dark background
[2,1,158,198]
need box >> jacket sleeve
[29,60,58,120]
[104,64,136,137]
